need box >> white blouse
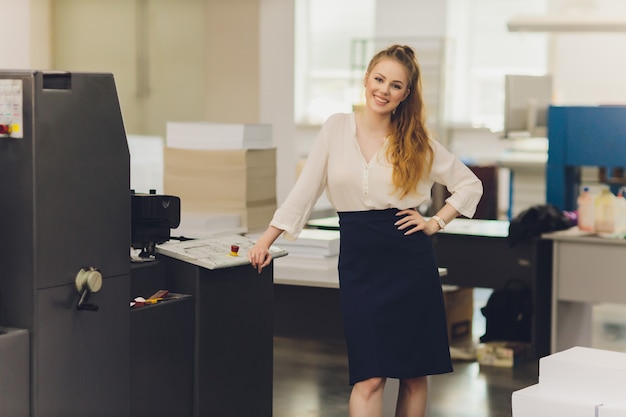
[271,112,483,240]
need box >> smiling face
[363,58,410,116]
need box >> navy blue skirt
[337,208,452,385]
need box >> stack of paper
[246,228,340,287]
[164,121,276,232]
[166,122,273,150]
[273,229,340,258]
[512,346,626,416]
[172,212,245,239]
[272,255,339,288]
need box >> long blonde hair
[366,44,433,198]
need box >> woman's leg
[395,376,428,417]
[349,377,386,417]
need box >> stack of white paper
[163,146,277,232]
[538,346,626,399]
[513,384,598,417]
[166,121,273,150]
[246,228,340,287]
[172,212,245,239]
[164,121,276,232]
[597,404,626,417]
[512,347,626,417]
[273,229,340,258]
[272,255,339,288]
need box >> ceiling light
[508,14,626,32]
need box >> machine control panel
[0,79,23,139]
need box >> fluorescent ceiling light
[508,14,626,32]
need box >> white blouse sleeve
[429,139,483,218]
[269,119,332,240]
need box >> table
[543,230,626,353]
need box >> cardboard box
[442,286,473,345]
[476,341,530,367]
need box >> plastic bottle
[577,186,595,232]
[594,188,616,234]
[614,189,626,234]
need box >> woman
[248,44,482,417]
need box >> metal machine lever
[75,267,102,311]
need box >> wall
[260,0,296,203]
[0,0,31,68]
[0,0,51,69]
[53,0,141,132]
[375,0,447,38]
[548,0,626,105]
[205,0,261,123]
[29,0,52,68]
[551,31,626,104]
[52,0,210,136]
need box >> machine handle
[75,267,102,311]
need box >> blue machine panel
[547,105,626,210]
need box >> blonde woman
[249,44,482,417]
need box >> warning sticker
[0,79,23,139]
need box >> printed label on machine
[0,79,24,139]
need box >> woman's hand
[247,225,283,273]
[248,243,273,273]
[395,208,440,236]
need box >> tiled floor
[273,288,540,417]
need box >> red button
[0,124,10,134]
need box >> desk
[307,217,553,359]
[543,231,626,353]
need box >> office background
[2,0,626,209]
[3,2,626,416]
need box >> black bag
[480,279,532,343]
[508,203,573,247]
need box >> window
[294,0,375,125]
[446,0,549,131]
[295,0,549,132]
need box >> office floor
[273,288,540,417]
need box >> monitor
[503,74,553,138]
